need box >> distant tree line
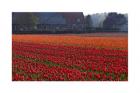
[85,12,128,32]
[12,12,128,34]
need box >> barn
[12,12,85,34]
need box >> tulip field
[12,33,128,81]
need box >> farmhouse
[12,12,85,34]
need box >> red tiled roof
[61,12,85,24]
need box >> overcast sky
[1,0,128,15]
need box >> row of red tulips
[13,57,123,81]
[12,41,128,81]
[13,41,128,57]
